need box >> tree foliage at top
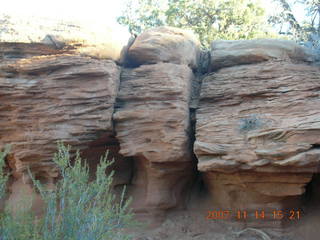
[271,0,320,50]
[117,0,279,47]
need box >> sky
[0,0,131,42]
[1,0,306,22]
[0,0,124,24]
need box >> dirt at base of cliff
[129,190,320,240]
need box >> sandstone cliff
[1,26,320,232]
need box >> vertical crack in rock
[114,63,196,214]
[113,27,201,218]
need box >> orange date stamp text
[206,209,301,221]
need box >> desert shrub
[0,145,40,239]
[0,145,10,201]
[1,210,41,240]
[0,142,134,240]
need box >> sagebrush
[0,142,134,240]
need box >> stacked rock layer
[194,39,320,226]
[114,27,200,212]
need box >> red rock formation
[114,63,196,213]
[195,40,320,227]
[0,42,129,211]
[1,27,320,231]
[209,39,315,71]
[114,27,200,214]
[126,26,200,69]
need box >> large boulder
[126,26,201,69]
[210,39,315,71]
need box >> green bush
[0,145,10,201]
[0,142,134,240]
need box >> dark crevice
[311,144,320,149]
[186,49,211,207]
[303,173,320,209]
[111,40,212,213]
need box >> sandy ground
[129,182,320,240]
[130,207,320,240]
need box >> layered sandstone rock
[195,62,320,172]
[126,26,201,69]
[210,39,315,71]
[114,27,200,213]
[0,42,128,210]
[2,26,320,230]
[114,63,196,212]
[195,39,320,226]
[114,63,194,162]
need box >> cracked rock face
[113,26,202,215]
[195,39,320,225]
[1,28,320,230]
[114,62,196,212]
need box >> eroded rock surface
[195,39,320,226]
[126,26,200,69]
[210,39,315,71]
[0,14,129,61]
[195,62,320,172]
[114,62,196,212]
[114,63,194,162]
[1,28,320,232]
[114,27,200,213]
[0,43,126,211]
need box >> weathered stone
[0,42,68,59]
[114,62,195,211]
[126,26,200,69]
[114,63,194,163]
[0,44,121,181]
[42,34,66,49]
[204,171,312,227]
[2,29,320,233]
[195,62,320,173]
[210,39,315,71]
[204,172,312,208]
[130,158,195,211]
[195,49,320,227]
[80,136,134,188]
